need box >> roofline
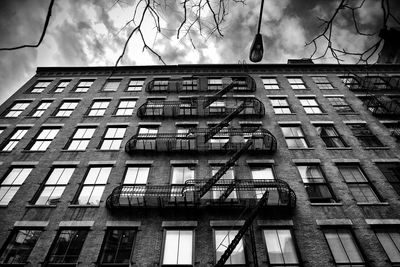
[36,63,400,74]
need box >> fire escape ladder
[218,180,237,202]
[215,189,269,267]
[197,138,254,199]
[204,101,247,143]
[203,79,238,109]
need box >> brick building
[0,63,399,266]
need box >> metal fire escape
[108,73,296,266]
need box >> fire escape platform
[125,128,277,154]
[136,97,265,119]
[106,179,296,210]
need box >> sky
[0,0,399,104]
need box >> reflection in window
[0,229,42,264]
[215,230,245,265]
[76,166,111,205]
[0,168,32,205]
[281,126,309,148]
[35,167,75,205]
[263,229,299,266]
[162,230,193,265]
[46,229,88,264]
[99,229,136,265]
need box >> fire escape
[107,74,296,266]
[343,71,400,141]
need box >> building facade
[0,63,399,266]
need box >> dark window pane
[100,229,136,264]
[47,229,88,264]
[0,229,42,264]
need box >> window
[326,97,354,113]
[127,79,145,91]
[364,76,389,90]
[102,79,121,91]
[250,165,274,199]
[54,101,79,117]
[34,167,75,205]
[30,81,51,93]
[341,75,360,90]
[296,165,335,203]
[312,76,334,89]
[288,77,306,89]
[263,229,300,266]
[87,100,110,116]
[182,78,198,91]
[1,127,29,151]
[162,230,193,265]
[179,100,197,116]
[115,99,136,116]
[0,127,4,136]
[338,165,380,203]
[171,165,195,198]
[0,229,42,264]
[100,127,126,150]
[4,101,31,117]
[376,163,400,196]
[347,124,383,147]
[375,229,400,264]
[262,77,280,90]
[211,166,236,200]
[0,167,32,205]
[152,78,169,91]
[75,166,111,205]
[315,125,347,148]
[74,80,93,92]
[65,127,95,151]
[209,100,226,114]
[176,125,196,150]
[28,127,60,151]
[270,98,292,114]
[281,125,309,148]
[323,228,365,266]
[208,125,229,147]
[45,229,88,265]
[146,99,164,116]
[136,126,159,150]
[124,166,150,184]
[208,78,223,91]
[99,228,136,265]
[29,100,52,117]
[123,166,150,200]
[233,77,248,91]
[299,98,323,114]
[53,80,71,93]
[215,230,245,265]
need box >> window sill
[274,113,297,115]
[364,147,389,150]
[357,202,389,206]
[0,204,9,208]
[69,204,100,208]
[310,203,343,206]
[111,115,134,117]
[338,113,359,115]
[26,204,57,208]
[305,113,329,115]
[83,115,104,118]
[48,116,69,118]
[61,149,86,152]
[0,151,12,153]
[288,148,314,150]
[97,149,121,152]
[326,147,352,150]
[21,150,46,153]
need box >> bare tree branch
[0,0,55,51]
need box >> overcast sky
[0,0,399,104]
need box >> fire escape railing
[125,127,277,153]
[106,179,296,209]
[363,94,400,117]
[136,97,265,119]
[145,75,257,93]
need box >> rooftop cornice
[36,63,400,76]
